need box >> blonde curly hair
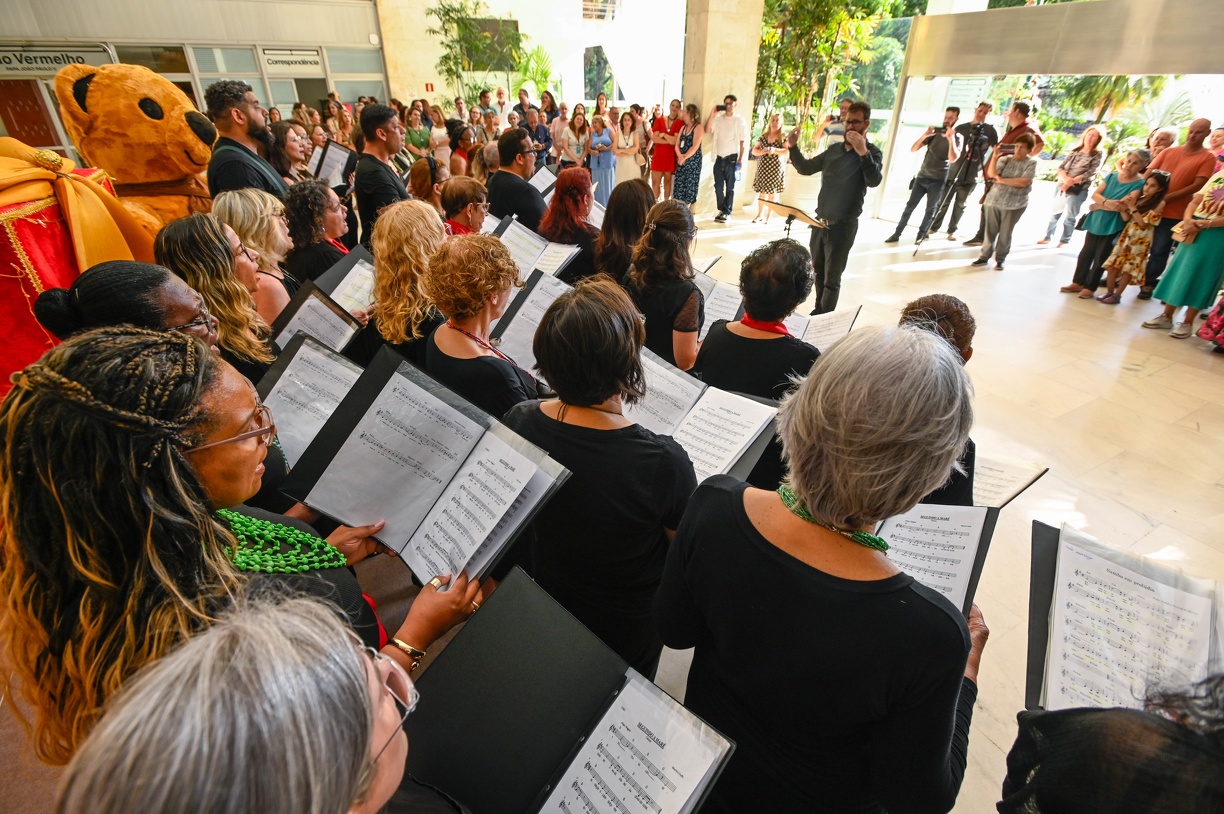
[212,189,291,272]
[370,200,446,343]
[424,235,522,321]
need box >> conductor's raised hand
[786,126,801,148]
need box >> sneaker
[1136,287,1154,300]
[946,233,957,241]
[884,233,900,243]
[994,263,1004,270]
[714,212,727,223]
[1170,322,1194,339]
[1142,314,1174,330]
[971,258,989,267]
[964,238,983,247]
[916,232,929,243]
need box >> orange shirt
[1149,145,1218,220]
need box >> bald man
[1139,118,1216,297]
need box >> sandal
[1099,294,1121,304]
[1059,284,1084,293]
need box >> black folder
[269,279,362,352]
[314,244,374,293]
[1025,520,1062,710]
[404,568,734,814]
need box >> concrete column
[375,0,445,103]
[682,0,766,215]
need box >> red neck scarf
[740,314,791,336]
[327,238,349,255]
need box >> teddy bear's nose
[186,111,217,147]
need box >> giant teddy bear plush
[54,63,216,237]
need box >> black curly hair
[284,180,330,249]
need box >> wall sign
[261,48,324,77]
[0,45,112,76]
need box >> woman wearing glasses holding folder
[656,325,990,814]
[0,329,481,766]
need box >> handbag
[1074,214,1087,231]
[1172,223,1198,244]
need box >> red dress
[651,116,683,173]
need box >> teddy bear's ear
[72,73,95,113]
[54,64,97,135]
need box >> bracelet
[387,637,427,672]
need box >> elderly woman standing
[1040,125,1105,247]
[656,325,989,814]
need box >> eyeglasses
[844,118,867,126]
[170,305,214,334]
[470,202,490,212]
[358,643,419,762]
[519,148,539,155]
[186,404,276,453]
[233,242,256,264]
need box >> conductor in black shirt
[205,80,289,200]
[487,128,548,232]
[786,100,883,314]
[353,104,409,248]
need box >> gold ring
[427,576,444,590]
[470,601,480,612]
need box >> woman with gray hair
[655,324,990,814]
[56,597,427,814]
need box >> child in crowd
[1096,170,1170,303]
[973,133,1037,270]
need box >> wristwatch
[388,637,427,672]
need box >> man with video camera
[929,101,999,241]
[886,106,964,244]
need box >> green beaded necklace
[217,509,347,573]
[776,485,890,553]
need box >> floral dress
[752,134,787,194]
[1104,204,1163,282]
[673,125,702,204]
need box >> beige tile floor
[652,205,1224,813]
[5,206,1223,814]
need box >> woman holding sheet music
[656,325,989,814]
[424,234,540,417]
[503,278,696,676]
[623,201,704,369]
[538,168,601,284]
[693,239,819,488]
[0,329,481,764]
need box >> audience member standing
[1058,149,1147,297]
[672,105,704,209]
[614,112,642,188]
[814,98,854,147]
[512,88,538,121]
[492,87,510,119]
[965,103,1044,246]
[1137,118,1215,299]
[588,116,616,207]
[487,129,548,231]
[205,80,288,200]
[550,102,570,164]
[706,95,748,222]
[972,133,1037,270]
[651,99,684,201]
[751,113,788,224]
[786,100,883,314]
[403,106,431,160]
[429,105,451,166]
[622,201,703,369]
[353,104,409,248]
[524,109,552,173]
[559,112,588,170]
[930,102,998,240]
[1040,125,1105,247]
[540,91,560,124]
[887,107,964,243]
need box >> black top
[220,343,275,388]
[950,121,999,181]
[486,170,548,232]
[502,401,696,676]
[344,310,445,369]
[654,476,977,814]
[257,268,301,303]
[553,228,600,285]
[918,132,956,179]
[691,320,820,488]
[923,438,976,506]
[999,707,1224,814]
[424,327,539,418]
[788,141,884,222]
[525,121,553,171]
[208,137,290,199]
[285,240,346,283]
[236,505,380,648]
[354,153,410,247]
[621,273,704,367]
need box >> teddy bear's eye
[138,98,164,120]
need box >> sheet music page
[498,219,548,277]
[1044,529,1216,711]
[587,201,605,229]
[699,281,744,341]
[529,166,556,194]
[691,270,717,302]
[692,256,721,276]
[623,354,704,435]
[799,305,859,350]
[306,142,325,176]
[494,273,571,383]
[330,258,377,313]
[402,431,536,580]
[480,214,502,235]
[673,388,775,483]
[877,504,989,611]
[972,456,1048,508]
[463,465,554,579]
[535,243,581,276]
[305,374,485,550]
[276,292,357,351]
[539,671,726,814]
[262,340,362,466]
[317,143,353,187]
[782,312,810,337]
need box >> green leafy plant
[517,46,554,97]
[1063,75,1169,122]
[1042,130,1074,159]
[426,0,527,102]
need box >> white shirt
[708,113,748,158]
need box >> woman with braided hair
[154,212,277,384]
[622,200,704,370]
[0,329,483,765]
[538,167,600,284]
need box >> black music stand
[761,200,826,238]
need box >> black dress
[502,401,696,676]
[423,327,539,418]
[655,477,977,814]
[344,311,445,369]
[621,272,703,367]
[285,240,346,283]
[547,227,600,285]
[691,320,820,488]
